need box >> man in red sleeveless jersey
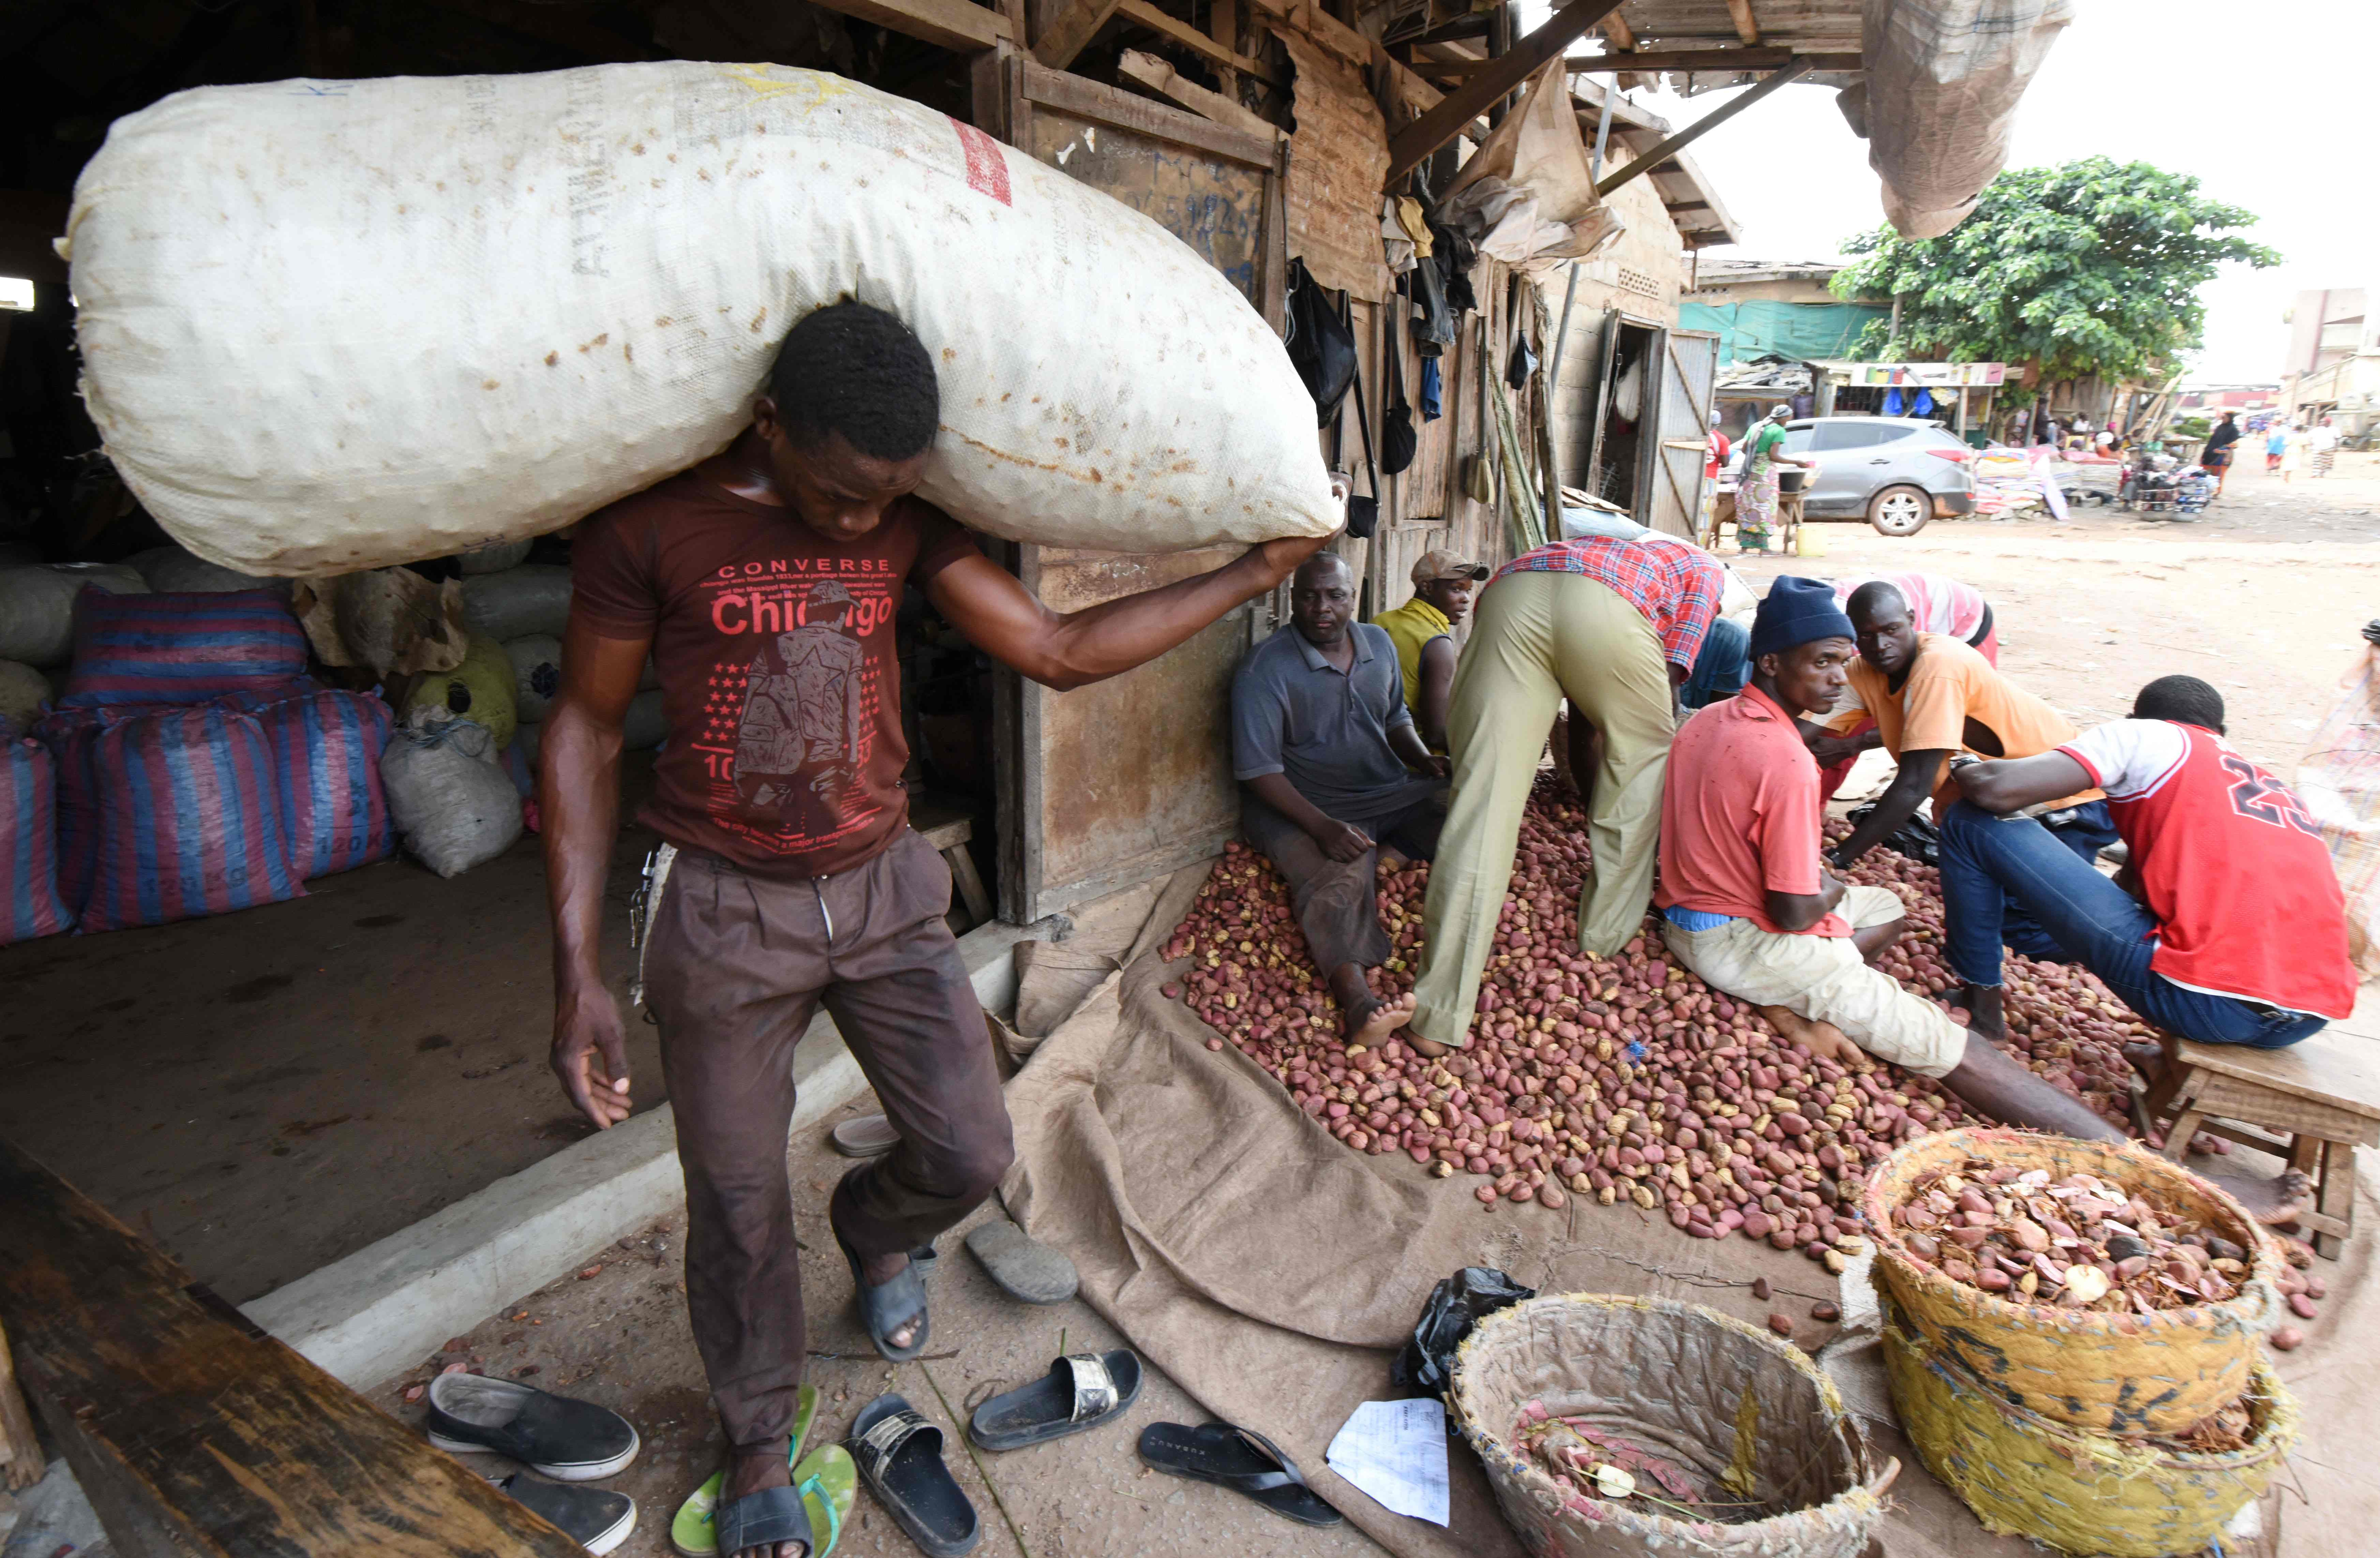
[1941,675,2356,1216]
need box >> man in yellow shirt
[1370,549,1486,753]
[1813,580,2113,964]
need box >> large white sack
[68,63,1337,577]
[505,634,563,723]
[127,544,291,597]
[462,566,572,642]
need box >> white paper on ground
[1326,1398,1451,1526]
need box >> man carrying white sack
[1652,576,2121,1144]
[541,301,1335,1558]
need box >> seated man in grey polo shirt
[1232,552,1451,1046]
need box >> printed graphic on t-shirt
[690,561,897,856]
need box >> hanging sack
[1285,259,1358,428]
[1380,332,1418,477]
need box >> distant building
[1679,259,1890,366]
[2174,385,2280,416]
[2282,287,2380,431]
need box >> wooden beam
[1115,0,1280,85]
[0,1138,586,1558]
[1383,0,1628,186]
[1117,48,1279,140]
[1209,0,1238,96]
[1599,12,1635,50]
[1020,58,1279,165]
[1033,0,1121,66]
[1423,47,1861,77]
[1726,0,1761,45]
[809,0,1013,50]
[1594,56,1811,195]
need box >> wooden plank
[1422,46,1861,76]
[1383,0,1628,186]
[0,1137,585,1558]
[1593,57,1811,195]
[2175,1032,2380,1120]
[809,0,1013,50]
[1114,0,1281,86]
[1726,0,1762,45]
[1117,48,1281,141]
[1021,59,1278,165]
[1033,0,1122,68]
[1209,0,1239,95]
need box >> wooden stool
[2143,1031,2380,1259]
[1774,488,1806,556]
[909,794,995,931]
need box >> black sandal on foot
[832,1225,932,1364]
[850,1394,979,1557]
[713,1484,812,1558]
[967,1350,1141,1451]
[1137,1421,1342,1527]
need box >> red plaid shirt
[1492,535,1723,670]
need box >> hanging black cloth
[1380,329,1418,477]
[1284,258,1356,428]
[1345,304,1383,540]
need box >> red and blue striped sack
[235,684,397,879]
[58,589,308,709]
[2,730,72,944]
[77,703,305,932]
[33,705,120,917]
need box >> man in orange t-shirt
[1815,581,2114,964]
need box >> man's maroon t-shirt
[570,470,979,879]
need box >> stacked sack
[16,584,396,940]
[460,561,663,784]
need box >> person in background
[1653,577,2122,1142]
[1816,581,2114,960]
[1732,405,1814,555]
[1698,410,1731,549]
[2200,410,2241,499]
[2265,421,2289,473]
[2097,426,2118,453]
[1942,675,2356,1219]
[1370,549,1486,754]
[1234,552,1449,1047]
[2312,416,2339,478]
[544,301,1335,1558]
[1802,571,1997,802]
[1407,532,1722,1055]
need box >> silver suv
[1774,417,1978,536]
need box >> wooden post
[1592,57,1812,197]
[1382,0,1627,186]
[1210,0,1239,101]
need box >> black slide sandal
[713,1484,812,1558]
[849,1394,979,1557]
[967,1350,1141,1452]
[833,1226,932,1364]
[1137,1421,1343,1527]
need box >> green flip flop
[670,1386,820,1558]
[791,1446,858,1557]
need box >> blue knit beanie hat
[1750,575,1857,660]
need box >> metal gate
[974,47,1290,922]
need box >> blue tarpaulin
[1681,300,1892,365]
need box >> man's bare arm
[1416,635,1457,753]
[541,616,652,1130]
[925,533,1329,692]
[1765,866,1848,933]
[1831,748,1948,867]
[1387,720,1448,777]
[1954,750,2095,814]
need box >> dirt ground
[365,1092,1390,1558]
[0,759,667,1304]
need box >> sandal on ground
[1137,1421,1343,1527]
[968,1350,1141,1451]
[670,1387,819,1557]
[962,1219,1078,1306]
[850,1394,979,1557]
[699,1445,854,1558]
[832,1224,933,1363]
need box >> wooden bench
[0,1137,585,1558]
[910,793,995,931]
[2144,1030,2380,1259]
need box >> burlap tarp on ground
[1001,863,2380,1558]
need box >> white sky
[1525,1,2380,381]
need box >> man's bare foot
[1757,1005,1862,1067]
[2195,1165,2314,1227]
[1348,992,1417,1047]
[722,1443,806,1558]
[857,1251,922,1351]
[1405,1032,1453,1059]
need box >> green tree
[1832,157,2278,384]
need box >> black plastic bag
[1284,259,1356,428]
[1844,800,1940,865]
[1391,1267,1536,1397]
[1380,334,1417,477]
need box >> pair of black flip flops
[848,1351,1145,1557]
